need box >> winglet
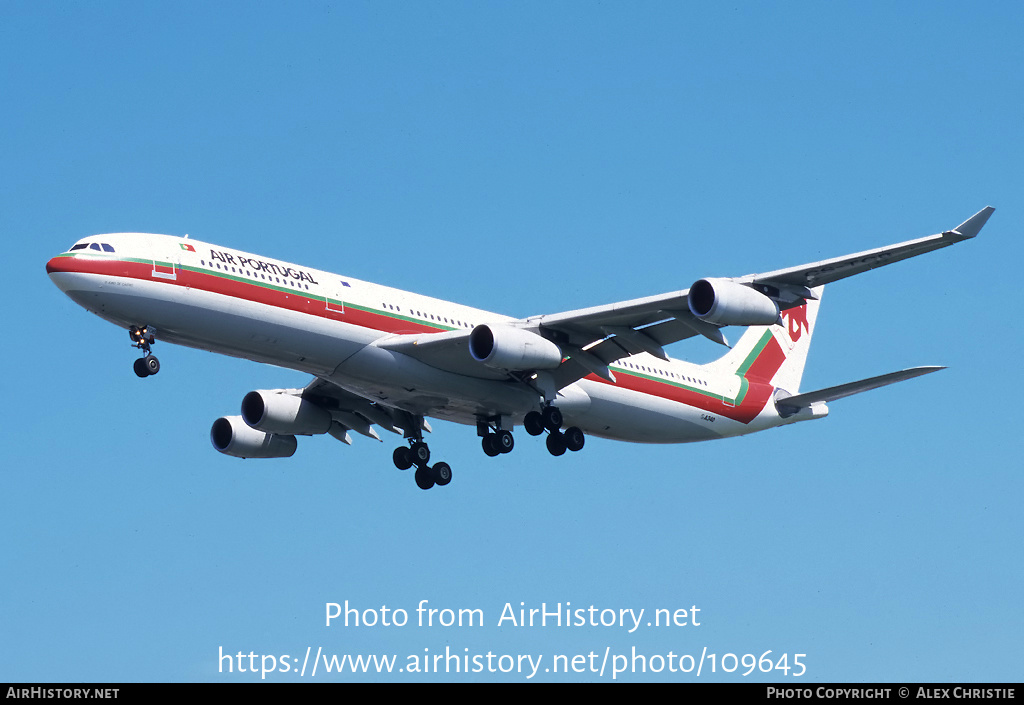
[949,206,995,240]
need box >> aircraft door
[324,281,346,319]
[151,251,179,281]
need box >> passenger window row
[199,259,311,291]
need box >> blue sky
[3,1,1021,682]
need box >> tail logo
[780,304,810,343]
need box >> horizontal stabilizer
[777,366,945,411]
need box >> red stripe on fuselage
[583,332,786,425]
[585,370,776,425]
[46,254,448,337]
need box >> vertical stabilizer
[703,286,823,394]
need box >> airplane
[45,206,993,490]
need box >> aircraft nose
[45,255,68,275]
[45,254,80,296]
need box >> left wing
[301,378,430,441]
[373,208,993,390]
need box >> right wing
[534,207,993,387]
[369,208,993,391]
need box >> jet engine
[469,324,564,370]
[688,278,780,326]
[241,390,333,435]
[210,416,297,459]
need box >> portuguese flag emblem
[180,243,196,252]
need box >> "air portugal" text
[209,249,319,285]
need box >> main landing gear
[392,439,452,491]
[478,418,514,457]
[523,406,585,457]
[392,405,585,490]
[480,406,586,459]
[129,325,160,378]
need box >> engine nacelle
[469,324,563,370]
[688,278,780,326]
[241,390,333,435]
[210,416,297,459]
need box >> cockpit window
[68,242,115,253]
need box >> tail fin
[702,286,823,394]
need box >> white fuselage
[47,233,795,445]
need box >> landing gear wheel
[432,462,452,486]
[546,431,567,456]
[542,406,563,431]
[415,465,435,490]
[524,411,545,436]
[393,446,413,470]
[482,435,501,457]
[133,355,160,377]
[564,426,585,452]
[409,441,430,467]
[494,430,514,454]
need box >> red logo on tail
[780,304,809,342]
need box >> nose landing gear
[129,326,160,378]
